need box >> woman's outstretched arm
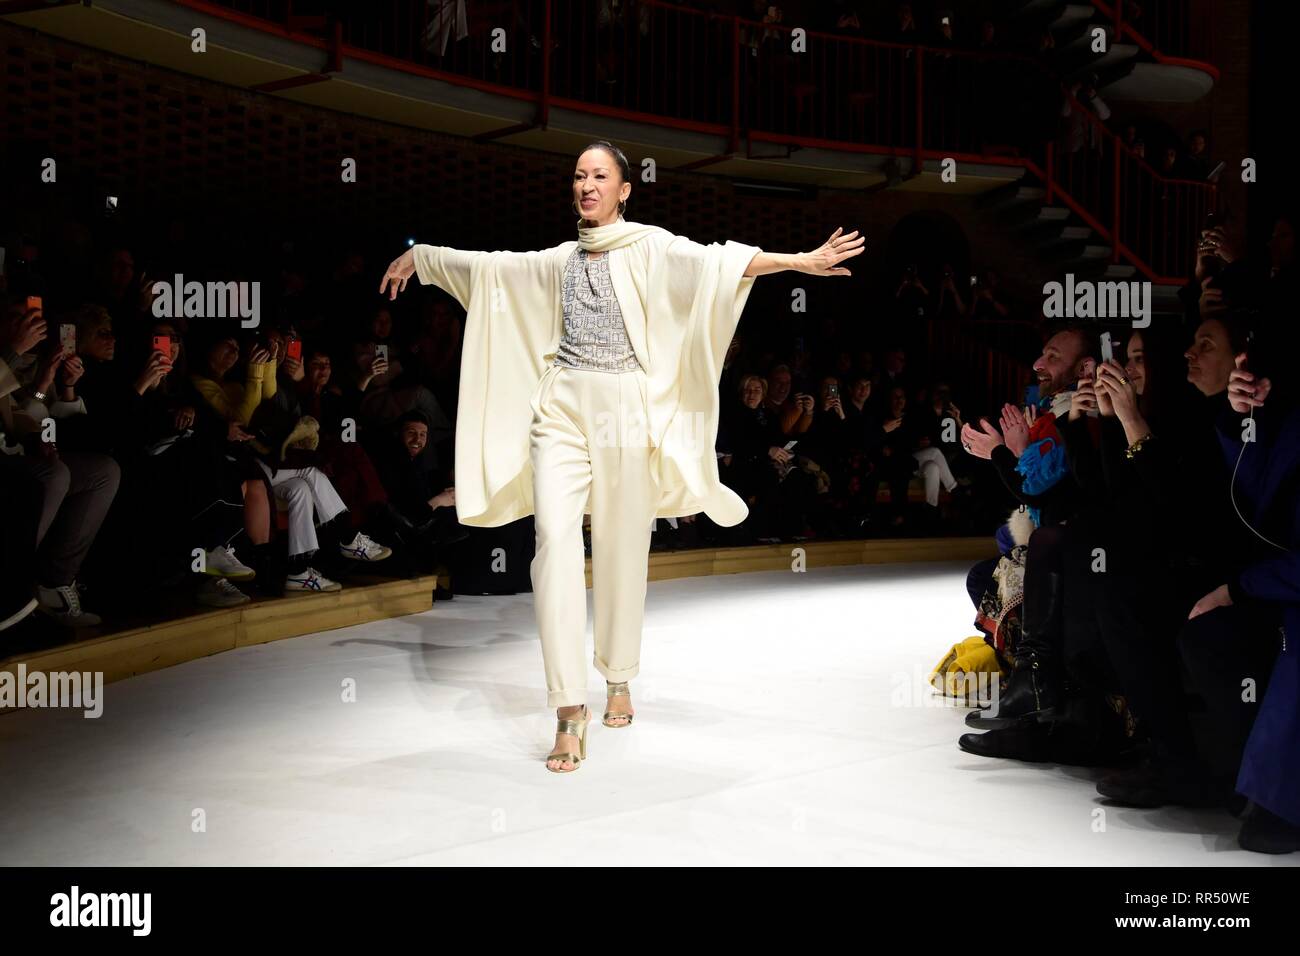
[380,244,559,308]
[743,228,865,278]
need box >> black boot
[1096,743,1232,809]
[966,571,1063,730]
[1238,804,1300,854]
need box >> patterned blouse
[553,247,643,373]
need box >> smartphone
[60,324,78,356]
[375,343,389,363]
[1204,211,1218,231]
[941,16,950,25]
[970,275,978,287]
[152,335,173,365]
[26,295,42,313]
[783,440,798,450]
[828,383,839,398]
[286,337,302,362]
[1100,331,1114,364]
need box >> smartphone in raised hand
[152,335,173,366]
[1100,331,1114,364]
[60,324,78,356]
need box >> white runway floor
[1,562,1293,867]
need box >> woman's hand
[1070,377,1098,420]
[380,248,418,300]
[768,445,793,464]
[134,351,170,395]
[34,351,65,397]
[174,405,196,431]
[283,356,305,383]
[798,228,865,276]
[1227,354,1271,413]
[248,345,272,366]
[11,307,47,355]
[882,416,903,433]
[1095,360,1139,421]
[1188,584,1232,620]
[227,422,254,442]
[429,487,456,510]
[60,355,86,390]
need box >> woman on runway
[380,141,863,772]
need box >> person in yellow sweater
[191,333,394,593]
[380,140,863,773]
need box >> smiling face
[1032,330,1087,398]
[401,420,429,458]
[1184,319,1235,395]
[573,148,631,226]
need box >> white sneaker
[339,532,392,562]
[196,577,251,608]
[36,583,103,627]
[285,568,342,593]
[205,546,255,580]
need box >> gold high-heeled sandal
[603,681,634,728]
[544,705,590,773]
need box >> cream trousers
[529,363,660,708]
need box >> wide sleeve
[412,244,563,311]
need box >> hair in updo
[579,140,632,184]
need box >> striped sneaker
[284,568,342,593]
[338,532,392,562]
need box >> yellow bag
[930,635,1006,700]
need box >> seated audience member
[1213,356,1300,853]
[260,328,392,539]
[1082,314,1278,808]
[717,374,816,542]
[375,410,467,570]
[762,363,813,436]
[958,327,1094,741]
[190,327,395,594]
[339,335,452,452]
[0,294,118,626]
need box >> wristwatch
[31,389,47,402]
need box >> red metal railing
[1091,0,1219,79]
[173,0,1215,284]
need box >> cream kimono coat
[411,219,761,528]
